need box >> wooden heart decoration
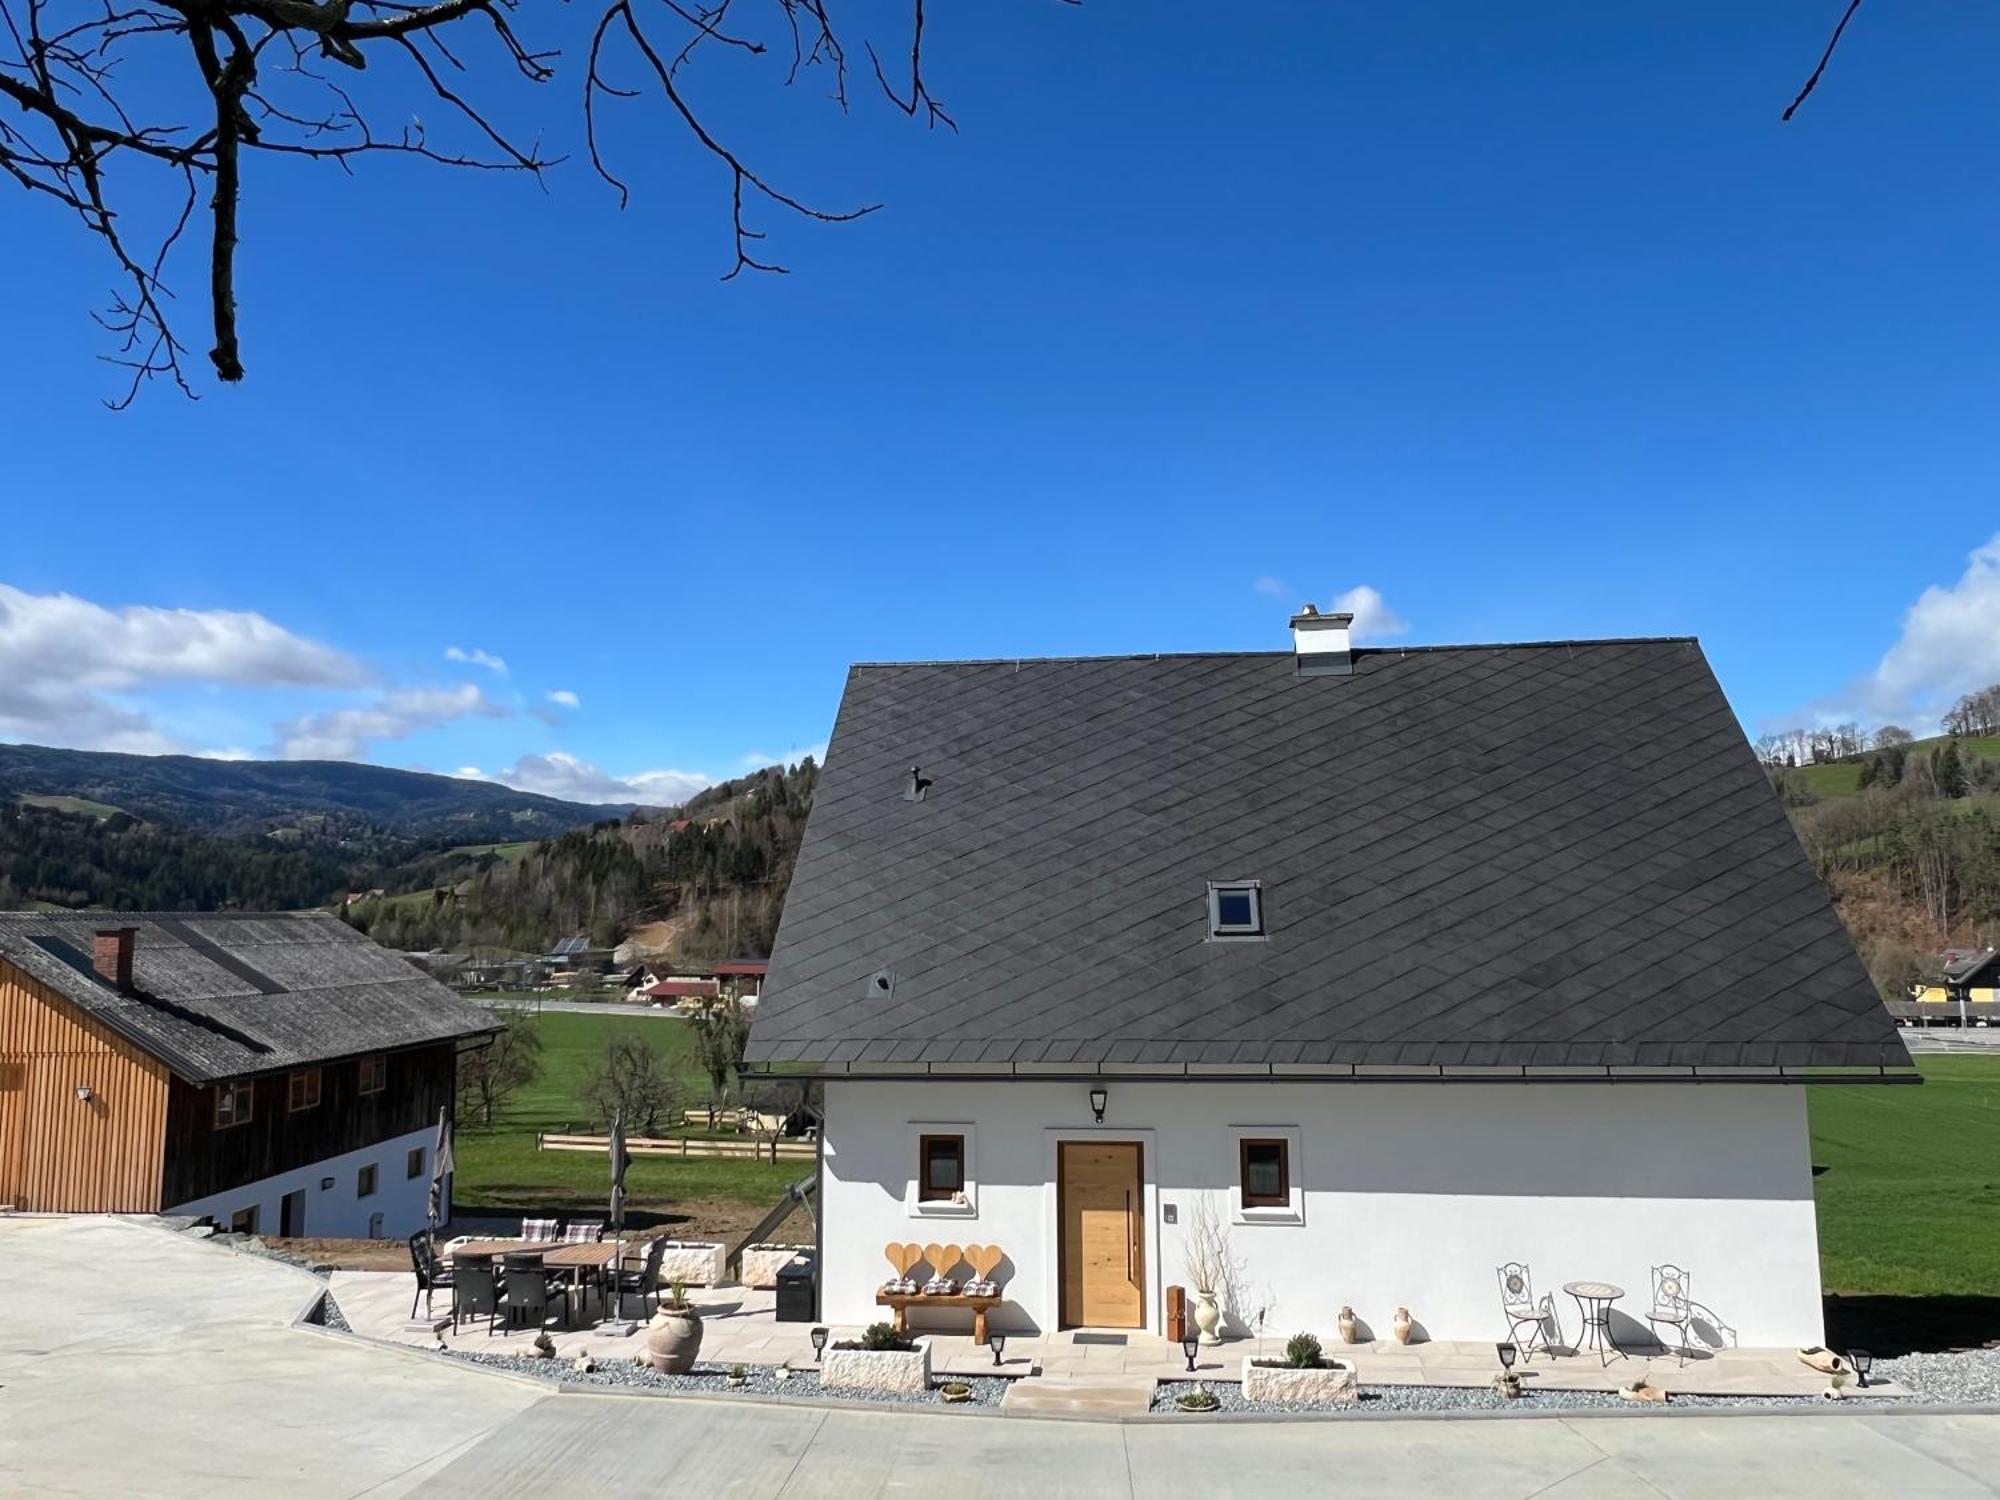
[883,1241,923,1278]
[964,1244,1003,1279]
[924,1242,963,1278]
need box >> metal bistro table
[1562,1280,1627,1366]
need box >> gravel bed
[1148,1379,1919,1416]
[442,1352,1011,1408]
[1875,1349,2000,1405]
[305,1291,352,1334]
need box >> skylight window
[1208,880,1264,939]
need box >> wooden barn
[0,911,498,1237]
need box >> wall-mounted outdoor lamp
[74,1084,92,1102]
[319,1177,335,1191]
[1088,1085,1107,1123]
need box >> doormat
[1071,1333,1128,1346]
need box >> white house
[745,613,1915,1350]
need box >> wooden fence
[538,1132,813,1162]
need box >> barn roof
[0,910,500,1083]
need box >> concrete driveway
[4,1215,1999,1498]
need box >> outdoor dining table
[1562,1280,1627,1366]
[445,1239,630,1326]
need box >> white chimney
[1290,605,1354,676]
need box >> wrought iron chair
[1496,1262,1560,1362]
[407,1230,455,1319]
[1645,1264,1696,1365]
[451,1263,500,1334]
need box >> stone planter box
[1240,1356,1359,1405]
[740,1244,813,1290]
[822,1342,931,1395]
[655,1240,727,1288]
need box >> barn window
[213,1081,254,1129]
[358,1055,387,1095]
[287,1068,322,1113]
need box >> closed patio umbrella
[609,1111,630,1268]
[426,1106,454,1230]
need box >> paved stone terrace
[333,1261,1901,1400]
[4,1215,1993,1500]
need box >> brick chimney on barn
[92,927,136,991]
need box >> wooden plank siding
[159,1042,455,1209]
[0,959,169,1212]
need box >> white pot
[1193,1289,1223,1346]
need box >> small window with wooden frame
[918,1133,965,1202]
[357,1054,387,1095]
[287,1068,322,1113]
[1239,1137,1290,1208]
[213,1080,254,1129]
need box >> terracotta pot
[1193,1289,1223,1346]
[644,1306,704,1374]
[1337,1306,1359,1345]
[1392,1307,1413,1345]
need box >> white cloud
[0,583,363,753]
[1329,584,1409,643]
[1252,576,1291,599]
[277,683,507,761]
[463,751,713,806]
[546,689,580,708]
[445,645,508,675]
[738,743,828,770]
[1794,534,2000,729]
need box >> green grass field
[1797,733,2000,799]
[1809,1054,2000,1298]
[17,793,128,820]
[450,1009,800,1231]
[448,840,539,864]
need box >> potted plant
[939,1381,973,1404]
[1180,1194,1237,1346]
[1174,1385,1221,1414]
[1240,1331,1360,1405]
[727,1363,749,1389]
[822,1321,931,1394]
[643,1281,705,1374]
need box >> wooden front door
[1058,1140,1145,1328]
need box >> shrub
[1284,1332,1323,1368]
[859,1321,915,1352]
[1175,1386,1221,1412]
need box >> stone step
[1000,1374,1157,1418]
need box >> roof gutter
[741,1062,1921,1086]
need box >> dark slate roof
[746,639,1912,1075]
[0,910,501,1083]
[1930,947,2000,985]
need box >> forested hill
[340,761,818,962]
[0,742,629,840]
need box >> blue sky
[4,1,1999,803]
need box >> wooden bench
[878,1240,1007,1343]
[875,1290,1002,1343]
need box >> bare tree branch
[4,0,1013,402]
[1783,0,1864,122]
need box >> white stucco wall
[167,1124,441,1240]
[820,1080,1825,1349]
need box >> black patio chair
[501,1256,552,1333]
[408,1231,455,1319]
[609,1236,667,1320]
[452,1263,500,1334]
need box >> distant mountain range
[0,742,634,842]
